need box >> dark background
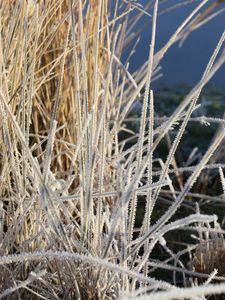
[127,0,225,87]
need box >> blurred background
[124,0,225,87]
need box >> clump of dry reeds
[1,0,225,299]
[192,239,225,277]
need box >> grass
[0,0,225,299]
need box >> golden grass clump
[1,0,110,175]
[192,239,225,277]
